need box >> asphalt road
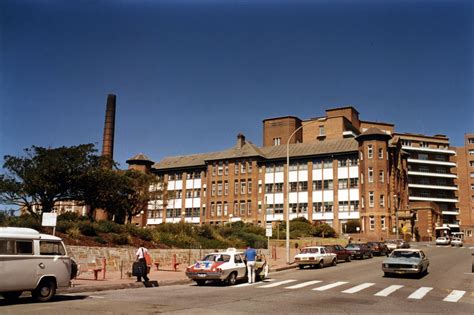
[1,245,473,314]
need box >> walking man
[135,244,150,282]
[244,245,257,283]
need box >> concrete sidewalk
[62,247,297,294]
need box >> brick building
[128,106,472,242]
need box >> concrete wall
[67,246,270,272]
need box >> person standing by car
[135,244,150,282]
[244,245,257,283]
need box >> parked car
[450,238,463,247]
[386,239,409,252]
[367,242,389,256]
[294,246,337,269]
[323,244,352,262]
[345,243,373,259]
[185,248,268,286]
[382,249,429,277]
[436,237,451,246]
[0,227,73,302]
[399,240,411,248]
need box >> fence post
[101,257,106,280]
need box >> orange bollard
[101,257,106,280]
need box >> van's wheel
[32,279,56,302]
[227,272,237,286]
[195,280,206,286]
[2,291,22,300]
[318,260,324,269]
[332,258,337,266]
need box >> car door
[320,247,328,265]
[0,238,39,291]
[38,240,71,287]
[234,254,246,278]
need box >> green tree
[0,144,101,217]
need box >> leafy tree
[0,144,101,217]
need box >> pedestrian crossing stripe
[407,287,433,299]
[374,285,404,297]
[342,283,375,294]
[312,281,348,291]
[285,280,322,289]
[259,279,297,288]
[443,290,465,302]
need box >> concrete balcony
[442,210,460,216]
[407,158,457,167]
[409,196,458,203]
[402,146,456,155]
[407,171,457,178]
[338,211,360,220]
[408,183,457,191]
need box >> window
[319,125,325,136]
[324,180,333,190]
[469,161,474,167]
[313,160,323,169]
[217,161,223,175]
[212,163,216,176]
[468,138,474,144]
[211,203,215,217]
[379,170,384,183]
[240,202,246,215]
[369,192,374,207]
[211,183,216,196]
[241,161,246,174]
[339,201,349,211]
[338,179,348,189]
[323,159,333,169]
[233,202,238,216]
[247,201,252,215]
[369,216,375,230]
[401,139,411,146]
[361,196,365,208]
[471,184,474,190]
[380,194,385,207]
[0,240,33,255]
[378,148,383,159]
[368,167,373,183]
[224,181,228,196]
[248,162,252,173]
[368,145,373,159]
[420,141,429,148]
[350,178,358,188]
[235,162,239,175]
[241,180,246,194]
[418,153,428,160]
[381,216,386,230]
[350,200,359,211]
[312,180,322,190]
[360,151,363,160]
[40,241,66,256]
[265,183,273,193]
[275,183,284,192]
[217,203,222,216]
[298,181,308,191]
[469,150,474,156]
[273,137,281,146]
[234,180,239,195]
[248,180,252,194]
[217,182,223,196]
[290,182,298,192]
[470,172,474,178]
[224,161,229,175]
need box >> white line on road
[312,281,348,291]
[443,290,466,303]
[407,287,433,299]
[374,285,404,297]
[342,283,375,294]
[285,280,322,289]
[259,279,297,288]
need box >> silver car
[382,249,429,277]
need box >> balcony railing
[402,146,456,155]
[407,158,457,167]
[407,171,457,178]
[409,196,458,203]
[408,183,457,191]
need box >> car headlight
[383,264,389,268]
[412,265,418,269]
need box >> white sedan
[294,246,337,269]
[435,237,450,245]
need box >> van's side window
[0,240,33,255]
[40,241,66,256]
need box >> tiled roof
[152,138,358,171]
[126,153,154,163]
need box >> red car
[323,244,352,262]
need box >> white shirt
[136,247,148,259]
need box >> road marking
[407,287,433,299]
[234,282,258,287]
[342,283,375,294]
[443,290,465,303]
[374,285,404,297]
[285,280,322,289]
[259,279,297,288]
[312,281,348,291]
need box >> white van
[0,227,72,302]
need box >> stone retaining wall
[67,246,270,272]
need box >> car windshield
[346,244,359,249]
[390,251,420,259]
[202,254,231,262]
[300,248,319,254]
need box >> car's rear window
[301,248,319,254]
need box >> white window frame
[368,145,373,159]
[369,216,375,230]
[369,191,374,208]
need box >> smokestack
[101,94,116,167]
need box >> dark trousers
[137,258,149,282]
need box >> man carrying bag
[133,243,150,282]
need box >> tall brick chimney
[101,94,116,167]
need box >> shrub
[110,233,130,245]
[78,222,97,236]
[96,220,124,234]
[66,227,81,239]
[313,223,337,238]
[9,214,42,231]
[56,220,76,233]
[93,236,107,244]
[57,212,83,222]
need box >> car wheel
[318,260,324,269]
[298,264,304,269]
[384,272,391,277]
[195,280,206,286]
[227,272,237,286]
[369,252,373,258]
[345,255,351,262]
[2,291,22,301]
[32,279,56,302]
[331,258,337,266]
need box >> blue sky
[0,0,472,170]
